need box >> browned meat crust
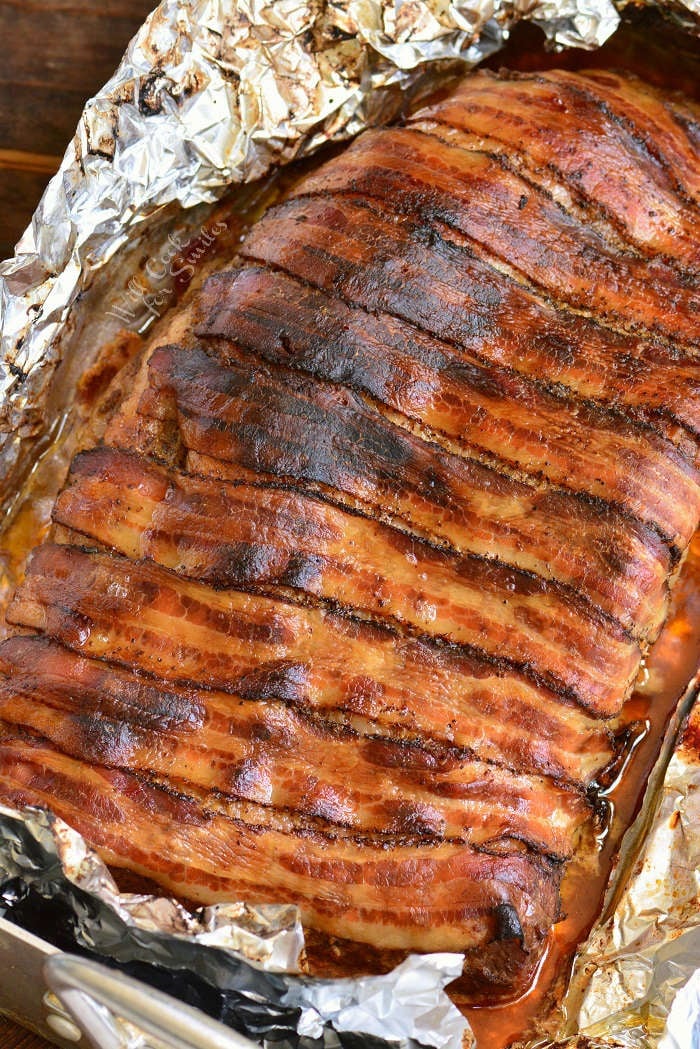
[0,720,562,963]
[145,337,673,638]
[1,69,699,999]
[9,543,614,785]
[0,635,588,858]
[52,445,641,713]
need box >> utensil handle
[44,954,261,1049]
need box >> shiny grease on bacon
[8,545,613,786]
[233,197,700,546]
[1,68,699,999]
[0,723,561,969]
[0,635,588,857]
[407,70,700,267]
[140,339,673,638]
[52,445,642,714]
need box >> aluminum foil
[0,805,470,1049]
[541,685,700,1049]
[50,809,305,972]
[0,0,700,1047]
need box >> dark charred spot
[209,541,281,587]
[357,420,415,474]
[493,903,524,945]
[70,713,137,766]
[227,758,268,801]
[236,661,309,703]
[416,464,453,506]
[413,224,443,250]
[387,801,445,837]
[138,72,175,116]
[278,552,325,591]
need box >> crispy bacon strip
[407,71,700,267]
[0,725,561,973]
[0,635,588,857]
[279,127,700,346]
[158,330,673,638]
[7,544,614,785]
[238,197,700,545]
[560,72,700,206]
[196,259,700,445]
[52,446,642,714]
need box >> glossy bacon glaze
[1,69,699,999]
[53,446,641,713]
[9,546,613,784]
[0,636,588,857]
[142,339,673,637]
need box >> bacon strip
[0,725,561,972]
[52,445,642,714]
[238,197,700,545]
[176,313,674,636]
[0,635,588,858]
[278,127,700,347]
[407,71,700,267]
[7,544,614,785]
[196,259,700,446]
[562,72,700,207]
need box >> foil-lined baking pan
[1,1,700,1047]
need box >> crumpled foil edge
[0,803,470,1049]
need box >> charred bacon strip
[140,340,672,638]
[239,198,700,545]
[407,71,700,267]
[197,255,700,446]
[0,635,588,857]
[280,128,700,346]
[7,544,614,785]
[52,446,642,714]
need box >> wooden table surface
[0,1,153,1039]
[0,0,154,261]
[0,1024,51,1049]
